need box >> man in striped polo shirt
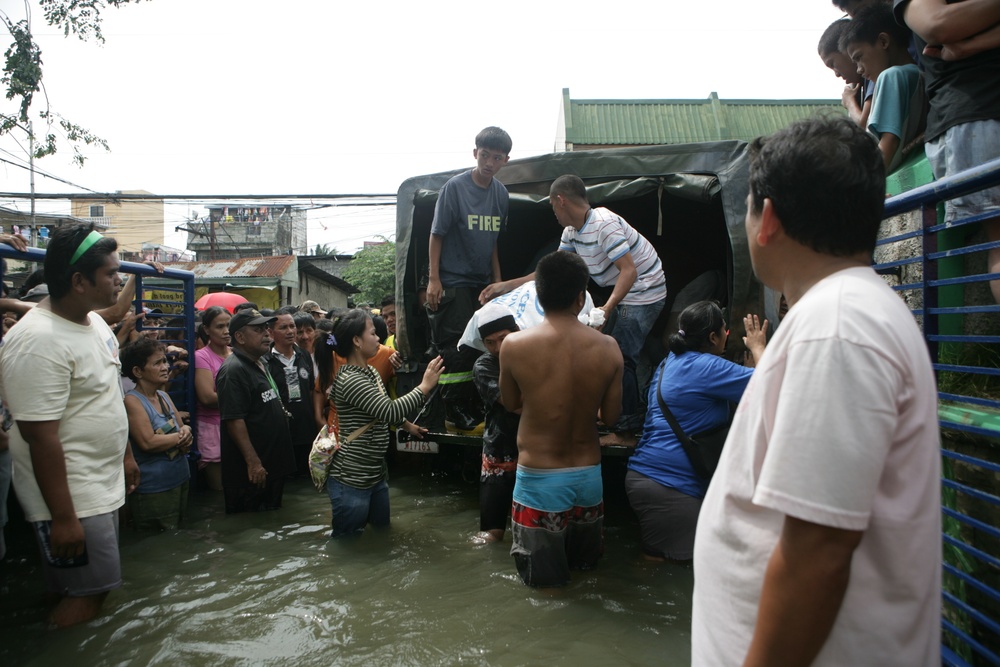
[551,175,666,446]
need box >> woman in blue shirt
[626,301,767,560]
[122,337,194,531]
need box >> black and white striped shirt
[329,364,425,489]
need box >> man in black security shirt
[217,309,295,513]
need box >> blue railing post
[881,154,1000,667]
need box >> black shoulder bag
[654,365,732,481]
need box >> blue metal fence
[0,247,198,424]
[878,156,1000,666]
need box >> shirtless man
[499,251,623,587]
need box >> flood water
[0,455,693,666]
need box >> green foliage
[40,0,146,43]
[2,18,41,123]
[313,243,338,256]
[342,237,395,307]
[2,1,144,165]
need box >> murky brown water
[0,456,692,666]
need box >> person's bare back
[500,310,623,469]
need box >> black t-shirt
[217,348,295,487]
[894,0,1000,141]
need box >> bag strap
[155,391,180,427]
[344,419,377,444]
[655,361,712,480]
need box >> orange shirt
[316,344,396,429]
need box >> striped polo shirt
[559,207,667,305]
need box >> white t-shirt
[692,267,941,666]
[559,207,667,306]
[0,308,129,522]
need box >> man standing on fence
[691,116,941,666]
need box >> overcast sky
[0,0,848,252]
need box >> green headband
[70,230,104,264]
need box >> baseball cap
[301,299,325,316]
[229,309,277,335]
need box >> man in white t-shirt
[0,224,136,628]
[691,116,941,666]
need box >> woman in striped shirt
[327,309,444,537]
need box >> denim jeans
[605,299,665,431]
[327,477,390,538]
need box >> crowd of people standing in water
[4,0,995,649]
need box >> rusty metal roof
[163,255,296,279]
[562,90,844,146]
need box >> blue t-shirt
[126,390,190,494]
[867,63,924,171]
[430,170,508,288]
[628,351,753,498]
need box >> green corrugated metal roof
[563,91,844,145]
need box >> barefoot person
[471,303,520,544]
[499,251,623,587]
[0,224,138,627]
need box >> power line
[0,156,107,195]
[0,191,396,201]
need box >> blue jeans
[606,300,664,431]
[327,478,390,538]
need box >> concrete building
[0,206,85,250]
[70,190,165,256]
[186,204,308,261]
[157,255,357,311]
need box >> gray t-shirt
[430,170,508,288]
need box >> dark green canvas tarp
[394,141,760,360]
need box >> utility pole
[28,121,35,230]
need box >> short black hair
[372,315,388,344]
[749,114,885,257]
[44,224,119,300]
[293,312,315,329]
[818,18,851,56]
[839,2,909,52]
[121,337,165,381]
[233,302,258,314]
[275,305,298,316]
[380,295,395,309]
[20,268,45,296]
[550,174,588,203]
[668,301,726,356]
[536,251,589,312]
[268,310,295,329]
[475,126,512,154]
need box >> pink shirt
[194,346,228,464]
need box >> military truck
[392,141,765,454]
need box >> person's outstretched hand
[418,355,445,395]
[743,313,769,368]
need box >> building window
[89,205,105,217]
